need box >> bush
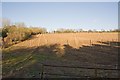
[1,25,47,48]
[54,28,75,33]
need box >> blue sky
[2,2,118,31]
[1,0,119,2]
[0,3,1,13]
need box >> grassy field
[2,32,119,78]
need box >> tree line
[0,18,119,48]
[0,19,47,48]
[53,28,120,33]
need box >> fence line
[40,64,119,79]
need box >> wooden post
[109,41,110,46]
[74,38,75,45]
[90,40,92,46]
[79,40,80,46]
[41,64,44,79]
[94,68,98,78]
[101,39,102,43]
[100,39,102,48]
[112,39,114,42]
[67,40,69,45]
[116,40,118,46]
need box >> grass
[2,33,119,78]
[2,45,62,78]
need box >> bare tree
[14,22,26,27]
[2,18,11,27]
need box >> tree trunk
[2,38,5,48]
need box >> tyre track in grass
[3,46,40,78]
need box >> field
[2,32,119,78]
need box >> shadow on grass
[2,41,119,78]
[97,41,120,46]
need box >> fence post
[41,64,44,79]
[94,68,98,78]
[74,39,76,46]
[108,41,110,46]
[67,40,69,45]
[90,40,92,46]
[101,39,102,43]
[116,41,118,46]
[112,39,114,42]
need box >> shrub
[1,25,47,48]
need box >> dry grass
[12,32,118,49]
[2,32,119,78]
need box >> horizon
[1,2,118,31]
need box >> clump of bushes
[54,28,76,33]
[1,25,47,48]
